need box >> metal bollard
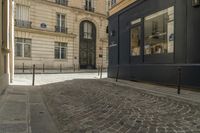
[100,65,103,79]
[73,64,75,72]
[32,64,36,86]
[98,65,100,76]
[116,65,119,82]
[23,63,24,73]
[60,64,62,73]
[43,64,45,73]
[177,67,182,94]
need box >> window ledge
[54,59,68,61]
[15,57,32,60]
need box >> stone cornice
[15,27,77,38]
[31,0,108,19]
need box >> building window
[55,42,67,59]
[15,4,31,28]
[55,13,67,33]
[130,26,141,56]
[83,22,92,39]
[144,6,174,55]
[111,0,116,6]
[56,0,68,6]
[85,0,94,12]
[15,38,31,58]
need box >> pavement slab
[0,85,59,133]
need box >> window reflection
[144,7,174,55]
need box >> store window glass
[130,26,141,56]
[144,7,174,55]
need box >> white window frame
[16,4,30,21]
[83,22,92,39]
[15,38,31,58]
[55,42,68,59]
[56,13,65,30]
[85,0,94,9]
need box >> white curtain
[16,4,29,21]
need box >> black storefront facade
[108,0,200,88]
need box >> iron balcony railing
[15,19,32,28]
[55,0,68,6]
[55,26,68,33]
[84,6,95,12]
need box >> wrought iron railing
[55,26,68,33]
[84,6,95,12]
[55,0,68,6]
[15,19,32,28]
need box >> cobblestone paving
[41,79,200,133]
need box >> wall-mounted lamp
[192,0,200,7]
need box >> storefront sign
[109,43,118,48]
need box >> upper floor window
[15,4,31,28]
[55,42,67,59]
[56,0,68,6]
[144,6,174,55]
[111,0,116,6]
[55,13,67,33]
[83,22,92,39]
[85,0,94,12]
[15,38,31,58]
[16,4,30,21]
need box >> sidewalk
[105,78,200,104]
[0,86,59,133]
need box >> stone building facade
[14,0,109,71]
[0,0,14,93]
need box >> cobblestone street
[41,79,200,133]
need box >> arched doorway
[79,21,96,69]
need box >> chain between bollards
[177,67,182,95]
[32,64,36,86]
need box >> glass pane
[88,23,92,39]
[57,14,60,26]
[15,43,23,57]
[55,47,60,59]
[144,7,174,55]
[61,47,66,59]
[130,26,141,56]
[24,44,31,57]
[61,15,65,27]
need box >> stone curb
[103,78,200,105]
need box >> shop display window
[130,26,141,56]
[144,7,174,55]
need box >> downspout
[10,0,14,83]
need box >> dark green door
[79,21,96,69]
